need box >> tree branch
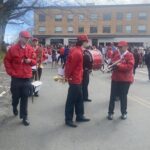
[9,0,38,20]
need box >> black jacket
[83,50,93,72]
[145,53,150,66]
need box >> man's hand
[116,63,121,67]
[24,58,31,64]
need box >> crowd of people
[3,30,150,127]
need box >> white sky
[43,0,150,5]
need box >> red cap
[32,38,39,41]
[77,35,89,42]
[118,41,128,47]
[19,31,31,38]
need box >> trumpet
[102,58,122,73]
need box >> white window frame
[125,25,132,33]
[55,27,62,32]
[39,26,46,32]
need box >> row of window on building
[38,25,147,34]
[39,12,148,22]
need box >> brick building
[34,4,150,47]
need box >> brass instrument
[102,58,122,73]
[53,75,67,84]
[37,46,43,68]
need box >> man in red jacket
[65,35,90,128]
[4,31,36,126]
[107,41,134,120]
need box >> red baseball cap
[32,38,39,41]
[19,31,31,38]
[77,35,89,42]
[118,41,128,47]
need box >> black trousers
[82,71,90,101]
[108,81,130,115]
[57,55,64,64]
[133,66,138,75]
[32,67,42,81]
[146,66,150,80]
[65,84,84,122]
[11,77,31,119]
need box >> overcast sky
[43,0,150,5]
[5,0,150,43]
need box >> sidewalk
[0,64,11,125]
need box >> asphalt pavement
[0,65,150,150]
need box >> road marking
[137,70,148,75]
[129,95,150,109]
[0,91,6,97]
[131,95,150,105]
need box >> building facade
[34,4,150,47]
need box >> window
[78,27,84,33]
[39,14,46,22]
[68,27,73,33]
[126,13,132,21]
[138,12,147,20]
[39,27,46,32]
[55,27,62,33]
[90,27,97,33]
[90,14,98,21]
[55,15,62,21]
[79,15,84,21]
[67,14,74,21]
[116,12,123,20]
[125,25,132,33]
[103,25,111,33]
[138,25,146,33]
[103,13,111,21]
[116,25,123,33]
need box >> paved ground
[0,64,150,150]
[0,64,11,123]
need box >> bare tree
[0,0,38,51]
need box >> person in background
[64,45,70,64]
[32,39,47,97]
[4,31,36,126]
[51,45,57,68]
[82,46,93,102]
[65,35,90,128]
[133,48,140,75]
[145,48,150,81]
[57,44,65,65]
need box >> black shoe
[34,93,39,97]
[107,114,113,120]
[121,114,127,120]
[76,116,90,122]
[65,121,77,128]
[84,99,92,102]
[22,119,30,126]
[13,108,18,116]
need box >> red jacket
[65,46,83,84]
[59,47,65,56]
[112,51,134,83]
[4,42,36,78]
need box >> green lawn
[0,51,5,65]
